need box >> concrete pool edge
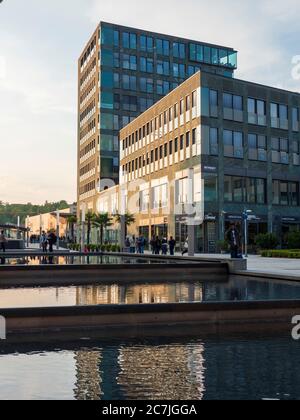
[0,262,228,287]
[0,251,247,273]
[1,300,300,338]
[235,270,300,282]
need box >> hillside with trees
[0,201,71,225]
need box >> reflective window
[123,32,137,49]
[223,130,244,158]
[140,35,153,52]
[272,137,289,164]
[156,39,170,56]
[157,60,170,76]
[248,134,267,161]
[140,57,153,73]
[173,42,185,59]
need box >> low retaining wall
[2,300,299,336]
[0,262,228,287]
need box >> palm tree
[115,213,136,237]
[86,211,97,245]
[66,215,77,242]
[93,213,113,245]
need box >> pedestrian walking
[150,236,156,254]
[0,231,7,253]
[47,231,57,253]
[40,231,48,253]
[161,238,168,255]
[226,223,241,259]
[129,235,136,253]
[182,237,189,256]
[154,236,162,255]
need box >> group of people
[125,235,190,256]
[39,231,57,253]
[125,235,147,254]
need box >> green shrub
[217,240,229,252]
[255,233,279,250]
[261,250,300,258]
[287,231,300,249]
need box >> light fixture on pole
[243,209,252,258]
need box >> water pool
[0,276,300,309]
[0,333,299,400]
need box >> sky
[0,0,299,204]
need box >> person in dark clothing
[47,231,57,253]
[150,236,156,254]
[0,231,7,253]
[161,238,168,255]
[168,237,176,256]
[154,237,162,255]
[226,224,241,259]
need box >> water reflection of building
[74,350,103,400]
[76,283,203,306]
[117,344,205,400]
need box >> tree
[255,233,279,250]
[66,215,77,242]
[85,211,96,245]
[115,213,136,237]
[92,213,113,245]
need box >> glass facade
[95,23,238,186]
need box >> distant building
[77,21,237,216]
[27,204,76,238]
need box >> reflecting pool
[1,276,300,308]
[0,333,299,400]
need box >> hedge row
[261,250,300,259]
[68,244,121,253]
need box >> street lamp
[243,209,252,258]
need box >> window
[271,137,289,164]
[140,35,153,52]
[201,88,218,118]
[186,96,191,112]
[157,60,170,76]
[273,180,299,206]
[271,103,288,130]
[140,77,154,93]
[292,140,300,165]
[113,73,120,88]
[122,74,137,90]
[151,184,168,209]
[140,189,150,212]
[225,176,266,204]
[122,54,137,70]
[209,128,218,156]
[188,65,200,76]
[223,130,244,158]
[292,107,300,132]
[140,97,153,113]
[156,39,170,56]
[113,30,119,47]
[186,131,190,147]
[174,138,178,153]
[122,32,137,49]
[123,95,137,112]
[173,63,185,78]
[140,57,153,73]
[173,42,185,59]
[248,98,266,126]
[113,52,120,68]
[180,99,184,115]
[176,178,189,204]
[248,134,267,161]
[223,93,243,122]
[192,128,197,145]
[192,91,197,108]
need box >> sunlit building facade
[100,70,300,252]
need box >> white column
[56,210,60,250]
[81,204,86,252]
[187,168,195,257]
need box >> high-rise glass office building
[77,22,237,213]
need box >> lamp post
[243,209,252,258]
[81,205,86,252]
[56,210,60,251]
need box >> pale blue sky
[0,0,299,204]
